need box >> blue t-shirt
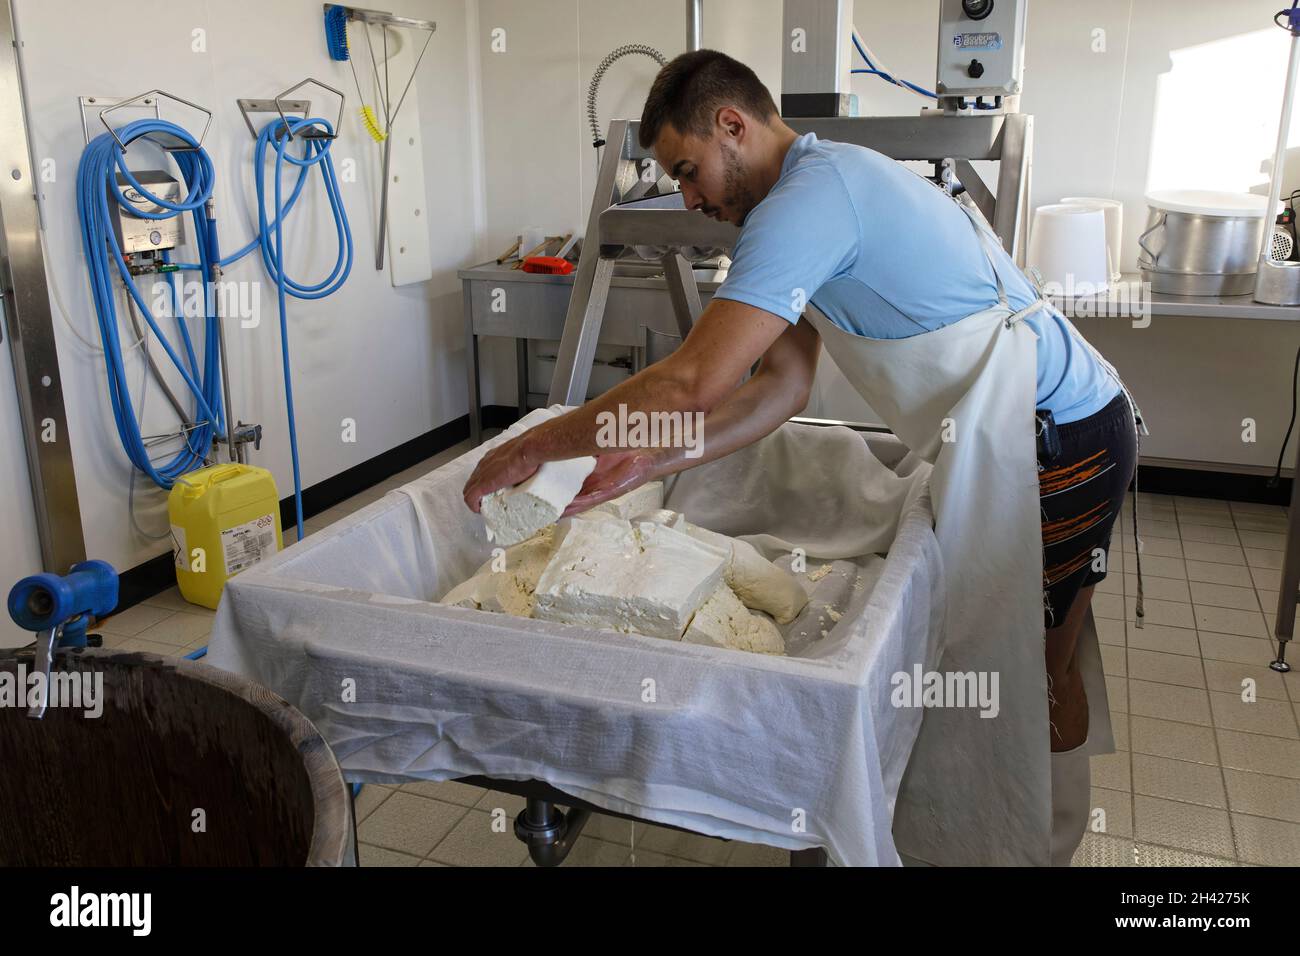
[714,133,1120,424]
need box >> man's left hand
[562,450,658,517]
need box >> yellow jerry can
[167,463,283,610]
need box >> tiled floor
[1075,492,1300,868]
[96,463,1299,866]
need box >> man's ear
[716,106,745,140]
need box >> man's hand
[562,450,658,517]
[462,432,540,513]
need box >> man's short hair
[639,50,778,149]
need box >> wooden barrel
[0,647,355,866]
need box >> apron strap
[958,202,1012,311]
[957,201,1047,330]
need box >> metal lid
[1145,190,1275,218]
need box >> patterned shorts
[1038,393,1138,630]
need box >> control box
[110,171,183,254]
[935,0,1028,101]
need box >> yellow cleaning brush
[360,105,387,142]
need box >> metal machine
[109,172,183,255]
[780,0,1028,117]
[934,0,1029,112]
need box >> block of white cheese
[440,526,564,617]
[480,456,597,547]
[587,481,664,519]
[532,516,728,640]
[680,521,809,624]
[684,582,786,656]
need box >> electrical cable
[851,30,937,100]
[1269,345,1300,488]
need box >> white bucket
[1027,204,1110,296]
[1060,197,1123,282]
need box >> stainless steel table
[457,259,723,444]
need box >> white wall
[0,0,482,644]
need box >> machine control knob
[963,0,994,20]
[967,59,985,79]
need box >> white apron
[801,201,1117,866]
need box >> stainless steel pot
[1138,205,1270,296]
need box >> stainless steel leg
[661,252,703,339]
[375,134,393,271]
[954,159,996,227]
[550,255,617,406]
[516,337,529,418]
[1272,441,1300,673]
[992,112,1032,265]
[463,279,482,446]
[549,119,630,406]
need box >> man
[464,50,1137,866]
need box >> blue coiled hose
[76,119,226,488]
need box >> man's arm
[560,315,821,514]
[462,297,793,512]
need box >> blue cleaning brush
[324,4,350,61]
[324,3,382,139]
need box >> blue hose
[147,118,351,542]
[77,119,226,488]
[253,117,353,540]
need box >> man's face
[653,116,760,227]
